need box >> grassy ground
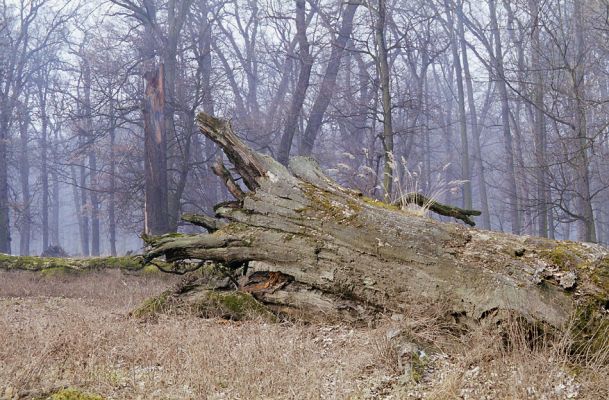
[0,270,607,399]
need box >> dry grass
[420,317,609,400]
[1,270,608,399]
[0,271,378,399]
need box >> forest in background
[1,0,609,256]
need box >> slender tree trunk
[48,121,61,247]
[277,0,313,166]
[424,78,432,193]
[0,115,9,254]
[108,107,117,256]
[299,2,358,156]
[81,59,100,255]
[70,165,83,256]
[458,16,490,229]
[18,106,30,255]
[374,0,394,202]
[573,0,595,243]
[79,159,90,257]
[527,0,549,238]
[89,149,100,256]
[40,106,49,251]
[51,169,60,247]
[445,0,472,210]
[488,0,520,234]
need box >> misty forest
[2,0,609,399]
[1,0,608,256]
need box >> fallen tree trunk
[143,112,609,336]
[0,254,142,271]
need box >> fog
[1,0,608,256]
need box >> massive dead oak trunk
[143,112,609,333]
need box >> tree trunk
[89,148,101,256]
[145,112,609,334]
[459,15,491,229]
[374,0,394,202]
[0,114,11,254]
[573,0,596,243]
[40,100,49,252]
[51,125,61,247]
[18,105,31,255]
[143,63,170,235]
[299,2,358,156]
[488,0,520,234]
[81,57,100,255]
[70,165,84,256]
[108,108,117,256]
[79,158,90,257]
[444,0,472,210]
[528,0,549,239]
[277,0,313,166]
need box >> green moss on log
[0,254,179,276]
[540,243,585,270]
[591,256,609,293]
[300,183,361,223]
[362,196,401,211]
[571,300,609,361]
[0,254,145,271]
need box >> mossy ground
[194,291,274,321]
[131,286,275,322]
[130,291,172,318]
[39,388,104,400]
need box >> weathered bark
[145,112,609,332]
[143,63,170,235]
